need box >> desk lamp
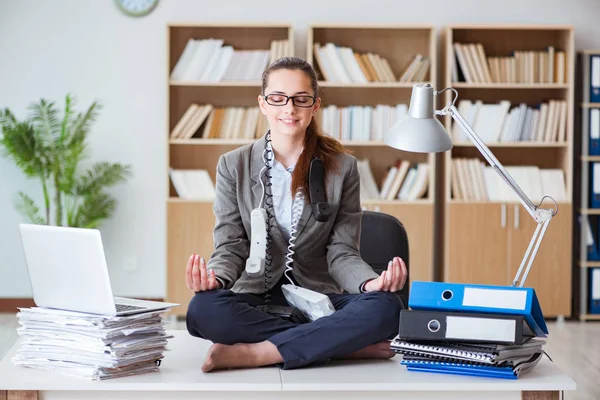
[385,84,558,287]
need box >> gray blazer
[207,135,379,295]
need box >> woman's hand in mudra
[186,254,222,292]
[363,257,407,293]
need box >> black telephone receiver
[309,158,330,222]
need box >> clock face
[115,0,159,17]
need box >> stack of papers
[12,307,174,380]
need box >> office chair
[359,211,410,308]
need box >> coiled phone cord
[284,190,304,285]
[259,132,275,304]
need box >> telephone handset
[245,208,268,277]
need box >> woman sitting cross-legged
[185,57,407,373]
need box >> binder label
[593,269,600,300]
[446,316,516,342]
[592,109,600,139]
[462,288,527,310]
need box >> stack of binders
[12,307,174,380]
[392,281,549,379]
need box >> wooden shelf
[317,81,427,88]
[579,209,600,215]
[452,142,569,148]
[167,198,433,206]
[450,83,569,89]
[581,103,600,108]
[581,156,600,161]
[579,261,600,268]
[170,80,261,87]
[580,314,600,321]
[170,139,406,147]
[361,199,433,206]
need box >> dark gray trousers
[186,279,403,369]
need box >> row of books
[170,104,267,140]
[393,281,547,379]
[170,38,291,82]
[170,103,408,142]
[12,307,174,380]
[358,159,429,201]
[316,104,407,142]
[453,43,566,84]
[451,158,567,202]
[452,99,568,143]
[170,169,215,200]
[313,43,429,83]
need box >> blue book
[402,360,517,379]
[409,281,548,338]
[401,352,543,380]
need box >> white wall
[1,0,599,298]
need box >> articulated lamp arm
[436,88,558,287]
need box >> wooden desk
[0,330,576,400]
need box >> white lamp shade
[384,83,453,153]
[384,115,453,153]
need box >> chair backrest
[359,211,410,307]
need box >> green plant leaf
[0,109,50,178]
[74,162,132,195]
[14,192,46,225]
[67,101,100,150]
[72,191,116,228]
[29,99,61,148]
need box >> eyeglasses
[263,93,316,108]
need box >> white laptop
[18,223,180,316]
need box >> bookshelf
[575,50,600,320]
[442,25,575,318]
[307,24,438,285]
[166,23,294,315]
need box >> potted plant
[0,94,132,228]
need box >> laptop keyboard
[116,303,146,312]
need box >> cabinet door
[167,201,215,316]
[375,203,434,283]
[508,203,572,317]
[445,203,510,285]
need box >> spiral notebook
[391,338,545,365]
[401,352,543,379]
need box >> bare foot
[202,341,283,373]
[341,341,395,360]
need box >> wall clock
[115,0,159,17]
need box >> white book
[380,166,398,200]
[324,43,352,83]
[221,51,242,81]
[209,45,234,82]
[535,103,549,142]
[407,164,429,200]
[341,47,367,83]
[169,169,215,200]
[189,39,224,82]
[540,169,566,202]
[170,39,198,81]
[472,101,511,143]
[357,159,380,200]
[397,167,418,200]
[200,44,225,81]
